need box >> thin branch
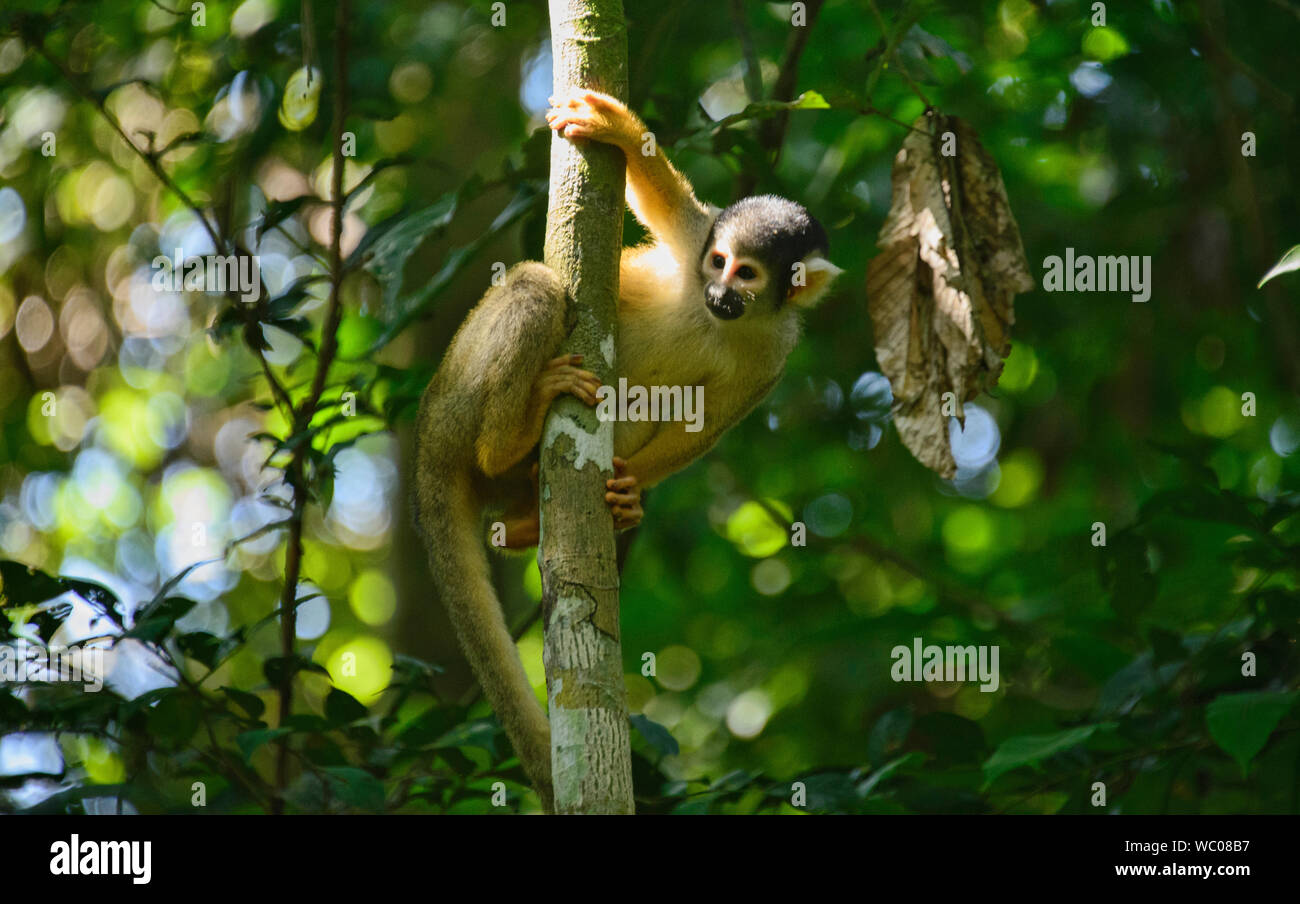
[864,1,927,104]
[31,39,297,418]
[759,0,825,149]
[728,0,763,103]
[867,0,931,108]
[33,44,216,240]
[301,0,318,84]
[856,103,932,136]
[271,0,351,814]
[735,0,824,197]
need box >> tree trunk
[539,0,635,815]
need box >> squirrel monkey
[414,90,840,810]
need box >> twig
[735,0,825,196]
[728,0,763,104]
[867,0,931,109]
[863,1,927,104]
[272,0,351,814]
[857,103,932,136]
[31,40,297,418]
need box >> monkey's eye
[711,254,725,269]
[736,265,757,280]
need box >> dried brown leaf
[866,112,1033,477]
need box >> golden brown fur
[415,91,839,811]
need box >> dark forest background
[0,0,1298,813]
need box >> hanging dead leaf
[866,112,1033,478]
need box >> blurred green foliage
[0,0,1298,813]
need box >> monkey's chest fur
[612,283,794,461]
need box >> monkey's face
[701,195,840,321]
[701,236,770,321]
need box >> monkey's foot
[605,456,643,530]
[545,90,633,148]
[500,513,540,549]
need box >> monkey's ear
[786,254,843,308]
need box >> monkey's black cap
[708,194,830,287]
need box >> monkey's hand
[547,90,711,256]
[605,456,643,530]
[545,90,639,150]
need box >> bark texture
[540,0,634,815]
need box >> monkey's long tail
[419,472,555,812]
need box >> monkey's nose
[705,286,744,320]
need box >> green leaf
[324,688,369,725]
[388,653,445,685]
[127,595,196,642]
[792,90,830,109]
[177,631,222,669]
[903,24,973,73]
[912,712,987,764]
[630,713,679,758]
[343,156,412,206]
[433,718,500,757]
[867,707,913,765]
[1098,539,1157,621]
[221,687,266,721]
[237,727,291,761]
[671,793,719,814]
[788,771,861,811]
[1148,627,1187,667]
[0,689,29,726]
[284,713,331,733]
[983,724,1106,786]
[0,560,66,605]
[364,187,542,353]
[263,655,330,687]
[254,196,309,239]
[708,769,758,795]
[0,563,123,629]
[321,766,386,810]
[1206,690,1298,771]
[352,192,462,307]
[858,752,926,798]
[1141,486,1261,531]
[147,692,201,745]
[1257,244,1300,288]
[393,704,460,746]
[1094,653,1177,718]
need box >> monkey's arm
[547,90,714,252]
[622,373,781,489]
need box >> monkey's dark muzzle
[705,285,745,320]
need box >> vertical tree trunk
[540,0,635,814]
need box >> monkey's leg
[498,465,541,549]
[478,351,600,479]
